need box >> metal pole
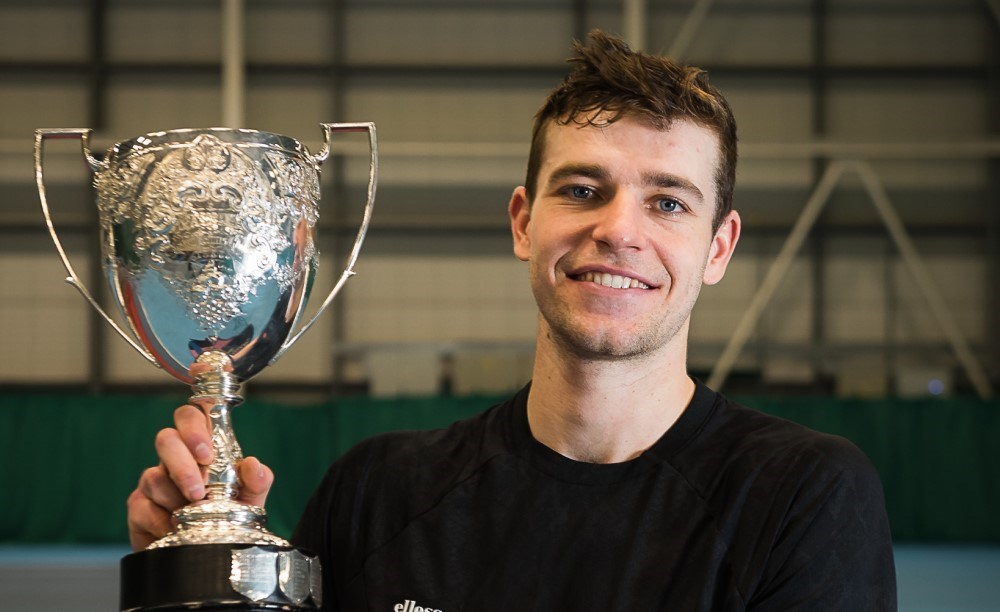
[572,0,587,42]
[985,0,1000,388]
[87,0,107,393]
[623,0,647,51]
[853,161,994,399]
[330,0,348,394]
[708,162,847,390]
[809,0,829,379]
[988,0,1000,27]
[667,0,715,60]
[87,0,106,130]
[221,0,245,128]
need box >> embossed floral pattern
[95,133,320,332]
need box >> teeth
[578,271,650,290]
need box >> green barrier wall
[1,392,997,544]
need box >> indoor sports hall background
[1,1,998,610]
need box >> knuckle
[147,467,171,490]
[173,404,203,427]
[138,466,162,491]
[126,493,154,527]
[153,428,177,453]
[126,488,145,511]
[140,465,162,480]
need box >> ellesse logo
[393,600,442,612]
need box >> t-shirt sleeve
[291,441,381,612]
[291,463,342,612]
[747,439,897,611]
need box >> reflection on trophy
[35,124,377,611]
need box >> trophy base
[121,544,322,611]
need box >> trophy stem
[191,351,244,501]
[146,351,289,549]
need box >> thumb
[237,456,274,508]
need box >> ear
[509,186,532,262]
[703,210,741,285]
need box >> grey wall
[1,0,996,398]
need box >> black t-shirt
[292,382,896,611]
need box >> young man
[129,31,896,610]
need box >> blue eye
[656,198,682,213]
[569,185,594,199]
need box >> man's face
[509,115,740,361]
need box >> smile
[575,271,651,290]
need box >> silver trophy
[35,124,377,611]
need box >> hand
[126,398,274,551]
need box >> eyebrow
[547,163,611,186]
[546,163,706,205]
[643,171,706,204]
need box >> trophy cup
[35,124,377,610]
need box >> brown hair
[524,30,738,231]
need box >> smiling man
[509,115,737,464]
[129,31,897,611]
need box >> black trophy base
[121,544,320,611]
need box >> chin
[554,329,660,361]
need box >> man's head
[524,30,737,232]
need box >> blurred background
[0,0,998,610]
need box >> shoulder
[306,392,519,511]
[711,403,896,609]
[698,392,879,483]
[336,396,512,477]
[673,388,888,540]
[680,391,896,609]
[291,393,517,555]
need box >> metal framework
[706,160,994,399]
[0,0,996,395]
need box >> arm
[747,442,897,611]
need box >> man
[129,31,897,610]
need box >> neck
[526,328,696,464]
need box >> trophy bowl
[35,124,377,611]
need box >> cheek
[530,246,560,285]
[655,235,704,268]
[527,219,571,266]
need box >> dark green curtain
[734,395,1000,542]
[1,392,997,544]
[0,392,500,544]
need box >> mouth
[572,271,653,290]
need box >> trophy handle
[34,128,159,366]
[270,122,378,364]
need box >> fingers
[138,465,188,510]
[237,456,274,508]
[129,464,188,550]
[154,425,207,502]
[153,404,277,507]
[174,404,213,465]
[127,403,209,552]
[126,486,174,551]
[127,454,275,551]
[127,391,277,552]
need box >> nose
[590,191,643,251]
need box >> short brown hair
[524,30,737,231]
